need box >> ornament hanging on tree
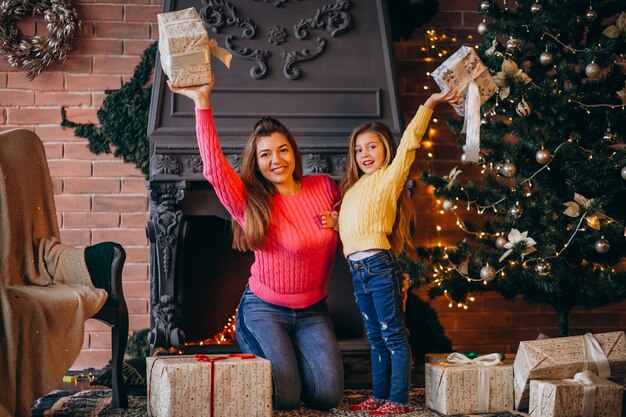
[477,20,488,35]
[480,1,492,13]
[535,148,552,165]
[535,260,551,277]
[509,202,523,220]
[480,264,497,282]
[585,61,600,78]
[442,199,454,212]
[481,117,489,126]
[530,1,543,14]
[539,50,553,66]
[585,6,598,21]
[602,126,619,144]
[501,162,517,178]
[516,100,532,117]
[594,238,610,254]
[621,166,626,180]
[495,236,508,249]
[505,37,522,54]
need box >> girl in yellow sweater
[322,89,460,415]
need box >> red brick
[92,228,147,245]
[85,319,110,332]
[124,246,149,263]
[65,142,115,160]
[93,56,140,74]
[65,73,122,91]
[54,194,92,211]
[48,160,92,177]
[44,143,63,158]
[82,334,89,349]
[16,19,36,36]
[124,263,149,281]
[72,39,124,55]
[76,4,123,21]
[52,178,63,195]
[92,161,143,177]
[59,228,91,246]
[76,22,95,38]
[87,331,112,349]
[63,108,100,124]
[125,5,161,21]
[0,73,6,88]
[71,349,111,370]
[92,93,107,107]
[121,178,147,194]
[127,298,149,314]
[64,177,121,194]
[129,314,150,331]
[440,0,479,10]
[64,212,120,228]
[123,39,155,55]
[36,92,91,106]
[7,72,64,90]
[0,90,34,106]
[49,56,93,73]
[7,108,62,125]
[94,22,150,39]
[105,0,150,4]
[150,23,158,40]
[122,281,150,298]
[35,125,83,142]
[121,212,148,228]
[93,195,147,212]
[463,11,484,27]
[0,108,5,125]
[429,12,463,28]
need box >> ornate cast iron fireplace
[147,0,404,366]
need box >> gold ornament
[535,260,551,277]
[585,61,600,78]
[535,149,552,165]
[516,100,532,117]
[539,50,553,66]
[480,264,496,282]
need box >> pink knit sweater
[195,108,340,308]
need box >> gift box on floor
[425,353,514,415]
[514,331,626,411]
[157,7,231,87]
[146,354,272,417]
[528,371,624,417]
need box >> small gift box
[513,331,626,411]
[431,46,499,163]
[425,353,514,415]
[157,7,232,87]
[146,354,272,417]
[529,371,624,417]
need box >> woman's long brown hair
[232,117,303,251]
[339,122,415,255]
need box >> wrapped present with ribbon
[431,46,499,163]
[529,371,623,417]
[146,354,272,417]
[425,352,514,415]
[513,331,626,411]
[157,7,232,87]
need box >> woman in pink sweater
[168,78,343,410]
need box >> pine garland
[61,42,157,177]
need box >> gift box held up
[513,331,626,411]
[529,371,624,417]
[425,353,514,415]
[431,46,498,163]
[146,354,272,417]
[157,7,232,87]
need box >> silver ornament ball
[585,8,597,21]
[481,117,489,125]
[602,127,619,144]
[501,162,517,178]
[530,2,543,14]
[442,199,454,212]
[585,62,600,78]
[535,149,552,165]
[509,203,523,220]
[621,166,626,180]
[480,264,497,282]
[516,100,532,117]
[495,236,507,249]
[505,37,522,54]
[480,1,492,13]
[594,238,611,254]
[539,50,553,66]
[535,260,551,277]
[477,21,488,35]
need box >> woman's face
[255,132,297,188]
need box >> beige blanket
[0,129,107,417]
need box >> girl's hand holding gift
[424,88,462,110]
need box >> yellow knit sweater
[338,105,433,257]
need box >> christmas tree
[407,0,626,336]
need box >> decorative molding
[282,37,326,80]
[225,35,271,79]
[151,154,182,175]
[303,153,330,174]
[226,153,243,173]
[185,155,203,173]
[266,25,288,45]
[150,295,185,349]
[200,0,256,38]
[294,0,352,40]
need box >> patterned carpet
[32,387,526,416]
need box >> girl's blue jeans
[348,250,411,405]
[235,287,344,411]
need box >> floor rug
[32,388,527,416]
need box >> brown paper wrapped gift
[157,7,232,87]
[425,353,514,415]
[513,331,626,411]
[146,354,272,417]
[529,371,623,417]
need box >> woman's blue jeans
[235,287,344,410]
[348,250,411,405]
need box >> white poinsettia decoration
[443,167,462,190]
[499,228,537,262]
[562,193,605,230]
[602,12,626,39]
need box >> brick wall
[1,0,623,369]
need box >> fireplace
[147,0,405,371]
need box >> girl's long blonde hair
[232,117,303,251]
[339,122,415,255]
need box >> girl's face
[256,132,297,187]
[354,131,386,175]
